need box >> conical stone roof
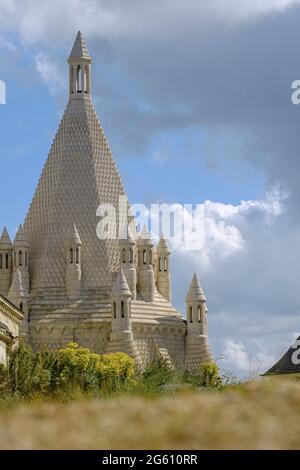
[8,269,26,299]
[23,34,130,292]
[112,268,131,296]
[0,227,12,249]
[14,225,30,247]
[137,225,153,246]
[69,224,82,245]
[157,234,170,253]
[186,273,206,303]
[119,225,135,245]
[68,31,92,62]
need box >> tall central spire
[23,31,129,293]
[68,31,92,96]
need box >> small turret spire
[68,31,92,63]
[14,225,29,247]
[68,31,92,97]
[112,268,131,296]
[0,227,12,249]
[69,223,82,245]
[186,273,206,303]
[157,233,171,253]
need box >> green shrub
[185,362,222,388]
[0,341,135,400]
[52,343,135,395]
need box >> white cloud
[0,0,300,47]
[221,338,277,375]
[34,53,65,95]
[222,339,250,371]
[168,189,283,271]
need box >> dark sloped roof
[264,335,300,375]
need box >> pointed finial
[112,268,131,296]
[119,225,135,245]
[0,227,12,248]
[186,273,206,303]
[68,31,92,63]
[157,233,170,253]
[14,225,30,247]
[137,225,153,246]
[69,223,82,245]
[8,269,25,298]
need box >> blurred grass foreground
[1,342,300,450]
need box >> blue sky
[2,0,300,377]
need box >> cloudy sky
[1,0,300,377]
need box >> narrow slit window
[0,254,2,269]
[143,250,147,265]
[113,302,117,318]
[164,257,167,271]
[121,301,125,318]
[197,305,201,323]
[70,248,73,264]
[189,306,193,323]
[122,248,126,263]
[5,253,9,269]
[19,251,22,266]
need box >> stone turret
[7,268,29,335]
[137,226,155,302]
[68,31,92,97]
[185,273,213,371]
[13,225,30,293]
[66,224,82,300]
[107,268,138,359]
[119,227,137,300]
[8,269,27,309]
[0,227,13,296]
[156,234,171,302]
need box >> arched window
[122,248,126,263]
[84,66,88,93]
[164,257,167,272]
[20,302,23,311]
[143,250,147,265]
[189,306,193,323]
[70,248,73,264]
[197,305,201,323]
[5,253,9,269]
[129,248,133,263]
[70,66,74,94]
[121,300,125,318]
[19,251,22,266]
[76,247,79,264]
[25,251,28,267]
[113,302,117,319]
[159,257,162,272]
[76,65,83,93]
